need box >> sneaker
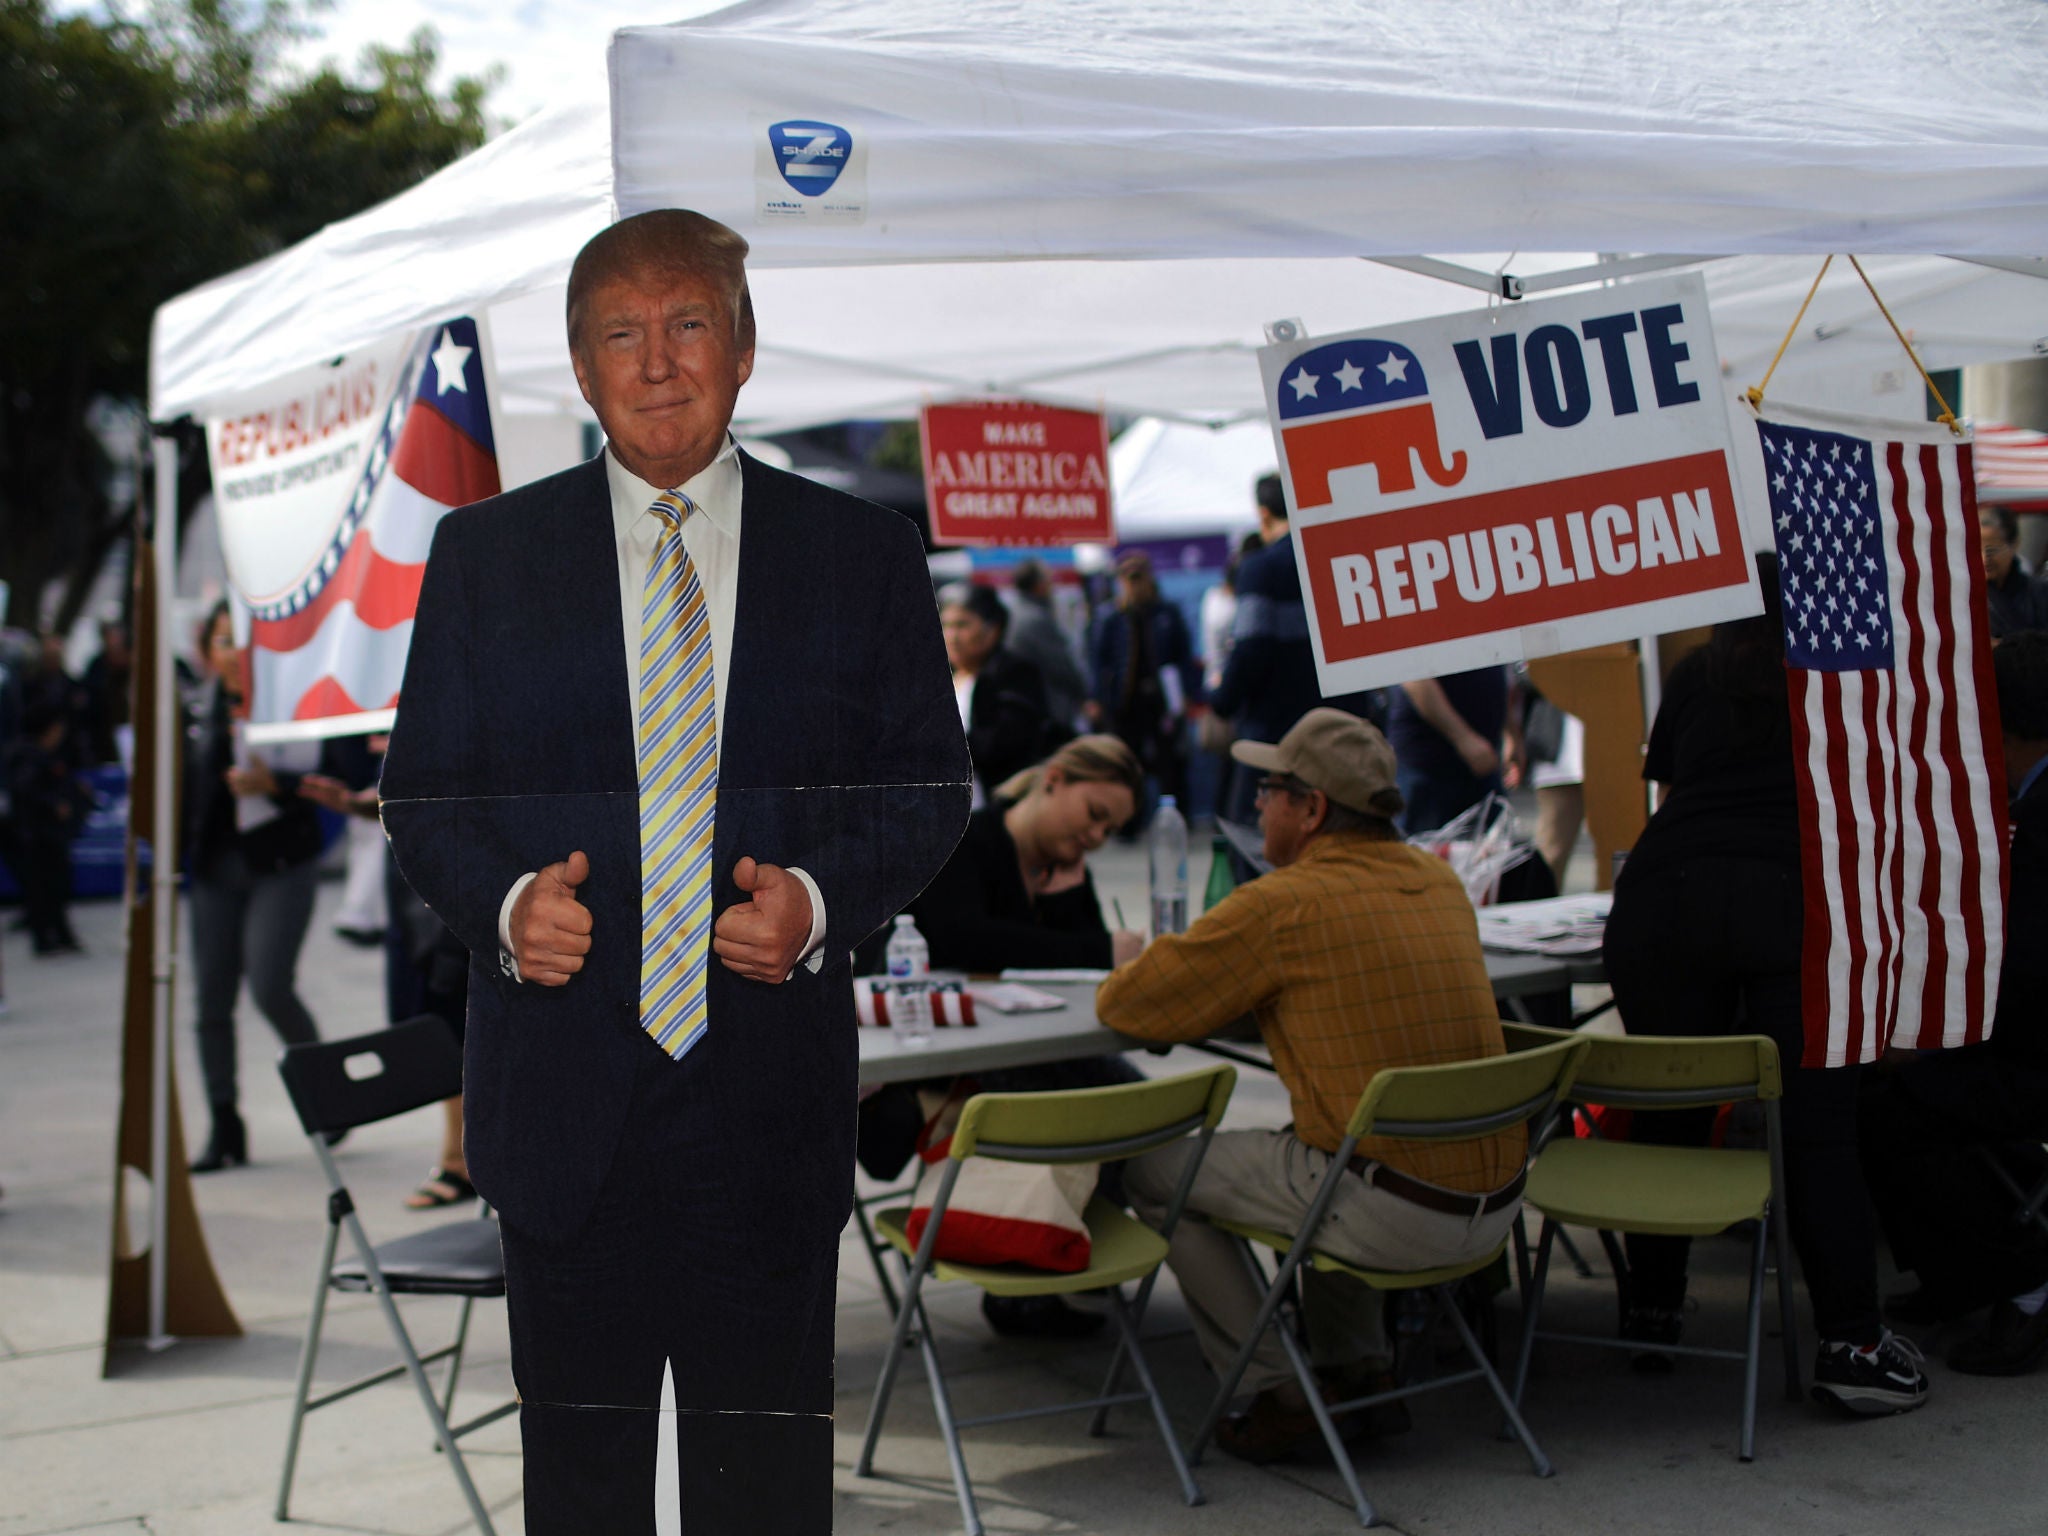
[1621,1305,1684,1374]
[1811,1330,1930,1416]
[1948,1300,2048,1378]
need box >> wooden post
[103,526,239,1370]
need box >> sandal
[404,1168,478,1210]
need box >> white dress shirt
[498,441,826,976]
[953,671,986,811]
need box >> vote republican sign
[1261,272,1759,694]
[920,400,1114,546]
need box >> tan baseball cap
[1231,707,1401,815]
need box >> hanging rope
[1745,254,1964,436]
[1848,254,1961,433]
[1743,255,1832,413]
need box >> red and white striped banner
[1972,419,2048,510]
[206,318,500,743]
[1756,402,2009,1067]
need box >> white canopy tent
[132,0,2048,1348]
[1108,418,1273,540]
[153,0,2048,435]
[608,0,2048,262]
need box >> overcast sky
[72,1,733,124]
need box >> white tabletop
[854,948,1600,1086]
[857,984,1124,1086]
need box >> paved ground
[3,833,2047,1535]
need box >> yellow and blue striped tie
[639,490,717,1060]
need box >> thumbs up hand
[713,857,814,984]
[510,850,593,986]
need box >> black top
[900,806,1113,974]
[1992,765,2048,1068]
[185,683,326,880]
[1211,534,1385,742]
[1623,645,1800,880]
[966,649,1055,799]
[1387,665,1509,777]
[1986,566,2048,640]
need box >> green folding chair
[1186,1036,1589,1529]
[855,1064,1237,1536]
[1504,1024,1800,1462]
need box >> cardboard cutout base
[1526,644,1648,891]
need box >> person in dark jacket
[1979,505,2048,639]
[1006,558,1089,732]
[7,702,89,954]
[1211,475,1384,830]
[1386,666,1508,835]
[1602,554,1927,1417]
[183,601,329,1173]
[1089,551,1195,808]
[941,581,1055,806]
[21,632,91,773]
[80,620,133,767]
[1860,629,2048,1376]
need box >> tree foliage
[0,0,494,631]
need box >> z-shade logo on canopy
[769,121,852,197]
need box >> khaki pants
[1126,1128,1520,1396]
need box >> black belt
[1346,1157,1525,1218]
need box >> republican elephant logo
[1276,339,1468,509]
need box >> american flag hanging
[1758,403,2008,1068]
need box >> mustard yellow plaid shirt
[1096,832,1520,1192]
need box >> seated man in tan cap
[1099,706,1518,1462]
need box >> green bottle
[1202,833,1236,912]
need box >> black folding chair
[275,1018,513,1535]
[1982,1142,2048,1243]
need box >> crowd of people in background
[937,468,1531,856]
[0,620,132,961]
[6,477,2048,1385]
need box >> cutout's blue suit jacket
[381,451,971,1248]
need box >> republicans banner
[205,318,501,743]
[1260,272,1758,694]
[920,400,1114,546]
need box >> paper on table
[999,967,1111,984]
[1160,666,1185,719]
[1474,892,1612,956]
[232,725,320,832]
[966,982,1070,1014]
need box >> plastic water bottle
[884,914,933,1048]
[1149,796,1189,937]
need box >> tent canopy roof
[152,0,2048,424]
[614,0,2048,265]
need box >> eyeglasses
[1255,775,1311,803]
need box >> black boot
[190,1106,247,1173]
